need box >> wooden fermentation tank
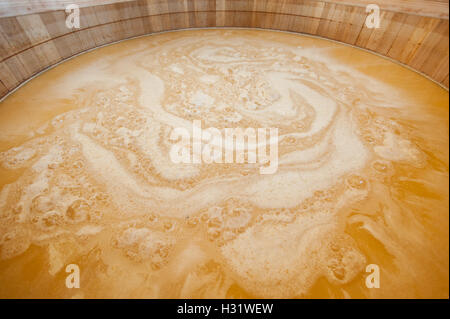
[0,0,449,100]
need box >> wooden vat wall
[0,0,448,99]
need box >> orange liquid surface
[0,29,448,298]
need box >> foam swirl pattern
[0,29,448,298]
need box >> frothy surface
[0,29,448,298]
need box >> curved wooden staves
[0,0,448,99]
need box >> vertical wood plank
[0,79,8,97]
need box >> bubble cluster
[114,227,173,269]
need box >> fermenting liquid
[0,29,448,298]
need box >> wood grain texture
[0,0,137,18]
[0,0,448,99]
